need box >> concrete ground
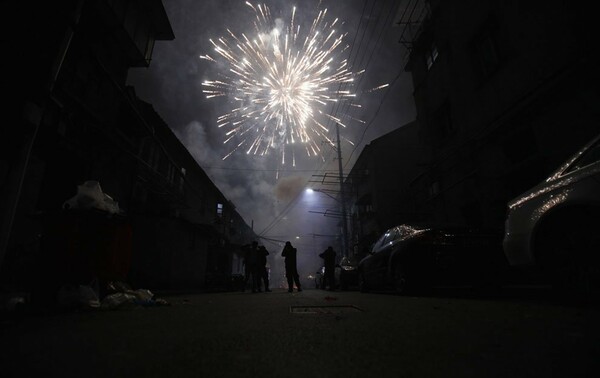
[2,287,599,377]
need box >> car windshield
[563,137,600,174]
[547,133,600,181]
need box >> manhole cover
[290,305,363,314]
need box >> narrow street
[2,288,599,377]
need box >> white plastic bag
[127,289,154,302]
[101,292,137,310]
[63,180,121,214]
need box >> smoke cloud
[127,0,417,284]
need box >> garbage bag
[126,289,154,302]
[154,298,170,306]
[101,292,137,310]
[63,181,104,211]
[63,180,122,214]
[105,281,132,293]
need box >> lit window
[426,44,439,70]
[217,203,223,217]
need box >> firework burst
[201,2,364,165]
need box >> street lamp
[306,188,340,203]
[306,188,349,258]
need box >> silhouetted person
[319,246,336,290]
[257,246,271,292]
[281,241,302,292]
[243,241,260,292]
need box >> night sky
[127,0,416,276]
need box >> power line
[336,0,400,132]
[343,0,427,168]
[344,67,405,167]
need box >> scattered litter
[154,298,170,306]
[290,305,362,314]
[101,292,137,310]
[1,293,29,312]
[7,296,26,311]
[126,289,154,302]
[106,281,132,293]
[99,285,169,309]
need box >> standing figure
[243,241,259,293]
[281,241,302,292]
[257,246,271,292]
[319,246,337,291]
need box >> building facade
[344,0,599,254]
[1,0,255,297]
[346,122,425,256]
[405,0,599,230]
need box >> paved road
[2,288,599,377]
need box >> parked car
[315,256,359,290]
[358,224,505,294]
[503,133,600,297]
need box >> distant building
[129,97,256,289]
[1,0,255,296]
[346,121,424,255]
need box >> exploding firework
[201,2,365,165]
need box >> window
[372,233,388,253]
[373,228,398,252]
[426,43,439,70]
[139,138,160,170]
[217,203,224,217]
[167,163,176,184]
[429,181,440,197]
[144,37,156,63]
[386,228,401,244]
[179,167,186,192]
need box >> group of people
[242,240,304,293]
[242,241,271,293]
[243,240,338,293]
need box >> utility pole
[336,123,349,258]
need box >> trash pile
[100,281,170,310]
[56,280,170,311]
[63,180,123,215]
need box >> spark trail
[201,2,365,165]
